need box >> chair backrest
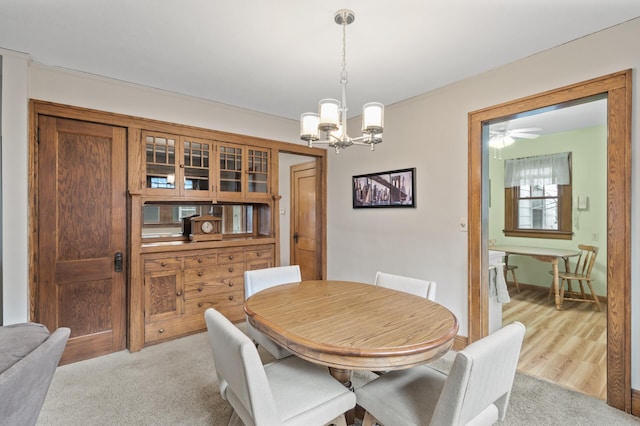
[430,322,526,425]
[0,325,70,426]
[244,265,302,299]
[374,271,436,301]
[204,308,281,425]
[574,244,598,278]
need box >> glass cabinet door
[145,133,177,190]
[247,147,269,195]
[143,131,214,199]
[183,138,211,195]
[218,144,244,197]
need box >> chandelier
[300,9,384,153]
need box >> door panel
[37,116,127,364]
[291,161,320,280]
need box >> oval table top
[244,280,459,371]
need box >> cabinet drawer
[184,292,244,321]
[217,250,244,264]
[245,248,273,262]
[184,262,245,283]
[184,276,243,299]
[144,314,205,344]
[183,253,218,268]
[144,256,182,272]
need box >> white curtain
[504,152,571,188]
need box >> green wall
[488,125,607,296]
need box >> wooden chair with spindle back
[549,244,600,310]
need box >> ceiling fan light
[503,135,515,147]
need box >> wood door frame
[289,160,322,277]
[468,70,632,411]
[275,153,327,280]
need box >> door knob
[114,252,123,272]
[293,232,299,243]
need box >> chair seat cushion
[0,323,50,374]
[266,356,356,425]
[355,365,447,426]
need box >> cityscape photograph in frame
[352,167,415,208]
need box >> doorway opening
[278,152,326,280]
[486,98,607,399]
[468,70,632,412]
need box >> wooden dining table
[491,244,580,310]
[244,279,459,388]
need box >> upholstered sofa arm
[0,323,70,426]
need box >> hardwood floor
[501,285,607,400]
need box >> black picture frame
[352,167,416,208]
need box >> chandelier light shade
[300,9,384,153]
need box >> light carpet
[37,327,640,425]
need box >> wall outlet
[459,217,468,232]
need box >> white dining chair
[245,265,301,359]
[374,271,436,301]
[204,308,355,426]
[356,321,526,426]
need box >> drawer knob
[198,271,203,277]
[161,261,166,267]
[228,295,234,301]
[198,287,203,292]
[198,302,203,308]
[176,290,182,297]
[228,281,234,287]
[198,258,203,263]
[159,328,165,334]
[257,252,262,257]
[228,255,234,260]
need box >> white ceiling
[1,1,639,128]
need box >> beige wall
[1,17,639,388]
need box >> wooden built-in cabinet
[29,100,327,357]
[143,244,273,344]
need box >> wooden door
[291,161,321,280]
[37,116,127,364]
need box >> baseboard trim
[515,282,608,304]
[632,389,640,417]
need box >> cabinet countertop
[141,236,276,254]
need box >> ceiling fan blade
[510,127,541,133]
[510,132,540,139]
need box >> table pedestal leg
[329,367,353,390]
[552,260,562,310]
[329,367,356,425]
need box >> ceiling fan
[488,127,541,148]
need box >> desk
[244,280,458,385]
[491,245,580,310]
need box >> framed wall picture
[353,167,416,208]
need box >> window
[504,152,572,239]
